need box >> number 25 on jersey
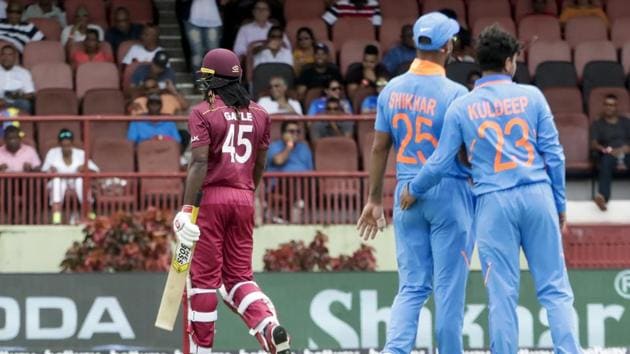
[222,124,253,163]
[393,113,438,164]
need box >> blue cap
[413,12,460,51]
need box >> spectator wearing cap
[0,1,44,52]
[233,0,290,59]
[252,25,293,69]
[382,24,415,75]
[345,44,389,100]
[360,77,388,114]
[127,94,182,145]
[22,0,66,27]
[307,78,352,115]
[128,78,188,116]
[130,50,176,89]
[257,76,302,115]
[122,24,163,65]
[105,7,143,56]
[295,43,342,101]
[0,44,35,113]
[0,125,40,172]
[60,5,104,47]
[70,28,114,70]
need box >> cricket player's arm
[368,132,393,203]
[183,109,210,205]
[253,148,268,189]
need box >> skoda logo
[614,270,630,300]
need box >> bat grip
[190,191,203,224]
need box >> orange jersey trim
[408,59,446,76]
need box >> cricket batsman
[172,48,291,354]
[401,26,582,353]
[357,12,475,353]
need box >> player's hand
[357,201,386,241]
[399,183,416,210]
[173,207,200,248]
[559,212,568,234]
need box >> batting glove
[173,205,200,248]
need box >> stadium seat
[121,61,144,91]
[446,62,481,86]
[534,61,578,89]
[356,120,373,156]
[514,62,531,84]
[606,0,630,25]
[92,139,137,214]
[361,131,396,215]
[468,0,512,30]
[527,40,571,77]
[351,86,376,114]
[22,40,64,69]
[422,0,466,26]
[339,40,380,77]
[380,18,414,53]
[116,39,140,66]
[303,87,324,111]
[35,88,79,115]
[75,62,120,98]
[543,87,584,114]
[574,41,617,79]
[564,16,608,48]
[92,139,134,172]
[514,0,558,22]
[472,17,516,38]
[332,17,376,50]
[37,120,82,157]
[587,87,630,122]
[611,18,630,49]
[89,121,129,143]
[29,18,62,41]
[285,18,328,48]
[137,140,183,209]
[284,0,327,21]
[64,0,108,28]
[252,63,295,99]
[380,0,418,22]
[581,61,625,103]
[556,114,592,174]
[31,62,73,91]
[81,89,126,115]
[518,15,561,43]
[315,136,359,207]
[109,0,153,24]
[622,42,630,74]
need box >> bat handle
[191,191,203,224]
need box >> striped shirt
[0,20,44,52]
[322,0,382,26]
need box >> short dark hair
[267,25,283,38]
[85,28,100,39]
[475,25,520,72]
[297,27,314,40]
[3,125,20,137]
[326,96,341,106]
[439,8,458,20]
[113,6,130,17]
[326,78,342,89]
[281,120,299,133]
[364,44,379,56]
[605,94,618,101]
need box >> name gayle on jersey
[224,112,254,121]
[388,92,437,116]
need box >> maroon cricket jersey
[188,97,270,191]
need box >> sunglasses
[59,132,73,139]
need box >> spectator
[0,125,40,172]
[22,0,66,27]
[345,44,389,100]
[267,120,313,172]
[559,0,608,25]
[122,24,163,65]
[128,78,188,115]
[522,0,556,18]
[127,94,182,144]
[466,70,481,91]
[0,105,20,128]
[42,128,99,224]
[296,43,342,100]
[70,28,114,70]
[183,0,222,72]
[307,79,352,115]
[60,6,104,47]
[360,77,387,114]
[0,1,44,52]
[322,0,382,27]
[0,1,5,20]
[440,8,475,63]
[382,24,415,75]
[105,7,143,56]
[590,94,630,211]
[233,0,290,58]
[0,44,35,113]
[310,96,354,141]
[257,76,302,115]
[130,50,176,89]
[293,27,316,75]
[253,25,293,69]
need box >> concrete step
[154,0,173,12]
[169,58,187,72]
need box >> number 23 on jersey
[222,124,253,163]
[477,117,535,173]
[393,113,438,164]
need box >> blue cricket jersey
[409,74,567,212]
[375,59,470,182]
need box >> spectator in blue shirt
[130,50,176,89]
[267,120,313,172]
[360,77,388,114]
[307,79,352,115]
[127,94,181,144]
[382,24,415,75]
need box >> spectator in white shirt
[257,76,302,115]
[122,24,163,65]
[184,0,222,72]
[60,5,103,47]
[232,0,290,58]
[0,44,34,113]
[253,25,293,69]
[41,129,99,224]
[22,0,66,27]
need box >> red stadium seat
[422,0,466,27]
[528,40,571,77]
[332,17,376,50]
[556,114,592,173]
[29,18,62,41]
[116,39,140,65]
[564,16,608,48]
[468,0,511,30]
[380,0,419,22]
[606,0,630,25]
[303,87,324,111]
[64,0,108,28]
[137,140,183,210]
[518,15,561,43]
[587,87,630,122]
[75,62,120,98]
[92,139,134,172]
[284,0,327,21]
[109,0,153,24]
[574,41,617,79]
[514,0,558,22]
[380,18,414,52]
[622,42,630,74]
[34,88,79,115]
[339,40,380,76]
[543,87,584,114]
[121,61,145,91]
[315,136,359,218]
[81,88,126,115]
[89,122,129,143]
[92,139,137,215]
[351,86,376,114]
[472,17,516,38]
[31,62,73,91]
[610,17,630,49]
[285,18,328,48]
[22,40,64,69]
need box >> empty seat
[534,61,578,89]
[380,18,414,53]
[75,62,120,98]
[472,17,516,38]
[286,18,328,48]
[29,18,62,41]
[587,87,630,122]
[31,62,73,90]
[137,140,182,209]
[564,16,608,48]
[340,40,380,76]
[528,40,571,77]
[446,62,481,86]
[109,0,153,24]
[35,88,79,115]
[352,86,376,114]
[116,39,140,65]
[606,0,630,25]
[82,89,126,115]
[380,0,418,21]
[252,63,295,99]
[89,121,129,143]
[514,62,531,84]
[543,87,584,114]
[468,0,511,29]
[314,136,359,197]
[64,0,108,28]
[22,40,64,69]
[611,18,630,48]
[574,41,617,79]
[332,17,376,49]
[556,115,591,173]
[514,0,558,22]
[92,139,134,172]
[581,61,625,103]
[518,15,561,43]
[422,0,466,25]
[284,0,327,21]
[92,139,136,214]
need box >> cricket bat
[155,192,203,331]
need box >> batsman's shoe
[265,324,290,354]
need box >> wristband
[181,205,194,213]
